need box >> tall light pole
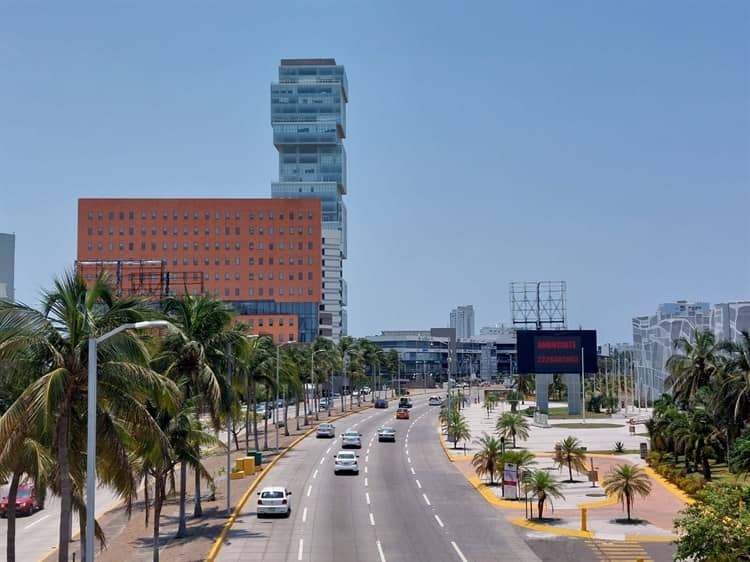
[87,320,171,561]
[275,340,295,453]
[311,348,325,421]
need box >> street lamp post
[275,340,295,454]
[87,320,171,561]
[311,348,325,422]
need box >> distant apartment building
[0,233,15,301]
[76,198,322,343]
[450,305,475,339]
[271,58,349,339]
[711,301,750,344]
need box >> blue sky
[1,1,748,344]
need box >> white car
[333,451,360,474]
[428,396,443,406]
[256,486,292,518]
[377,427,396,442]
[316,422,335,438]
[341,429,362,448]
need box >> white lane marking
[407,457,411,464]
[24,514,50,529]
[434,514,444,528]
[405,449,409,456]
[364,477,368,487]
[332,440,338,445]
[377,540,387,562]
[298,538,304,561]
[365,466,368,473]
[367,448,371,454]
[313,469,319,479]
[416,479,422,489]
[365,455,369,463]
[320,456,325,465]
[369,512,375,526]
[451,541,468,562]
[410,467,416,475]
[422,493,431,506]
[366,492,371,505]
[307,485,312,497]
[326,447,332,454]
[302,507,308,523]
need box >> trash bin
[247,450,263,470]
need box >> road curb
[510,516,594,538]
[641,465,695,505]
[205,402,375,561]
[467,476,525,509]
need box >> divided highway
[217,396,540,562]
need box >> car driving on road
[0,485,43,517]
[316,422,336,438]
[396,407,410,420]
[428,395,443,406]
[341,429,362,448]
[256,486,292,518]
[333,451,360,474]
[374,398,388,408]
[398,396,413,409]
[377,427,396,442]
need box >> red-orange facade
[77,198,322,343]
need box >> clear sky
[1,1,748,344]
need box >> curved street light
[87,320,172,561]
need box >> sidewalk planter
[238,457,256,474]
[230,470,245,480]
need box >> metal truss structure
[76,259,204,298]
[509,281,567,330]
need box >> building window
[278,287,284,295]
[249,288,254,296]
[269,227,274,235]
[279,272,284,280]
[249,273,254,280]
[269,273,274,280]
[225,289,230,297]
[128,242,134,250]
[129,227,134,235]
[87,212,94,220]
[259,212,264,219]
[249,243,254,250]
[259,227,264,235]
[269,318,274,327]
[258,273,264,280]
[308,242,313,250]
[279,257,284,265]
[235,227,240,235]
[289,333,294,342]
[269,243,274,251]
[235,288,240,296]
[225,227,230,235]
[308,288,313,296]
[234,273,240,280]
[249,257,255,265]
[289,318,294,327]
[258,288,264,296]
[87,227,93,235]
[258,318,264,327]
[258,242,264,250]
[225,273,230,280]
[141,242,146,250]
[269,288,274,297]
[258,258,264,265]
[87,243,93,251]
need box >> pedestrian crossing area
[585,539,653,561]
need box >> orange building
[77,198,322,343]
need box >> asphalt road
[0,484,122,562]
[216,396,678,562]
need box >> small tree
[554,436,588,482]
[523,470,564,520]
[445,410,471,449]
[506,390,521,413]
[602,464,652,522]
[471,433,503,485]
[496,412,530,448]
[674,483,750,561]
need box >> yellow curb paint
[206,402,376,561]
[510,516,594,539]
[438,431,455,462]
[641,465,695,505]
[625,534,677,543]
[467,476,526,509]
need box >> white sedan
[256,486,292,518]
[333,451,360,475]
[341,429,362,448]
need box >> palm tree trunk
[193,468,203,517]
[701,453,712,481]
[251,378,259,452]
[6,470,20,562]
[144,473,150,528]
[567,459,573,482]
[79,506,87,562]
[263,394,269,450]
[538,496,545,520]
[626,494,632,521]
[295,398,300,431]
[301,391,307,426]
[245,384,251,451]
[57,406,72,562]
[283,403,290,437]
[176,461,187,538]
[152,472,164,562]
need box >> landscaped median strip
[641,464,696,505]
[205,403,377,562]
[510,516,594,538]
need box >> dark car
[374,398,388,408]
[0,485,43,517]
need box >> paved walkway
[442,396,684,543]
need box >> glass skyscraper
[271,59,349,338]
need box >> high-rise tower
[271,59,348,339]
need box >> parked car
[256,486,292,518]
[333,451,360,475]
[0,485,43,517]
[341,429,362,448]
[319,397,330,410]
[377,427,396,442]
[428,396,443,406]
[374,398,388,408]
[255,405,268,419]
[396,408,410,420]
[316,422,336,438]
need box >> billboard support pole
[581,347,586,424]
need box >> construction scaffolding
[509,281,567,330]
[76,259,205,299]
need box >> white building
[450,305,475,339]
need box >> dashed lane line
[365,477,368,487]
[366,492,371,505]
[451,541,468,562]
[377,540,387,562]
[320,456,325,465]
[416,479,422,489]
[313,469,318,479]
[298,539,304,561]
[302,507,307,523]
[434,514,444,528]
[410,467,416,475]
[369,512,375,526]
[307,485,312,497]
[422,493,431,506]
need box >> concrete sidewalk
[441,397,683,543]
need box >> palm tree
[554,436,589,482]
[158,293,237,526]
[495,412,530,448]
[445,409,471,449]
[523,470,564,520]
[602,464,652,522]
[0,271,177,562]
[666,330,719,406]
[337,336,357,410]
[718,331,750,423]
[506,390,522,413]
[471,433,504,485]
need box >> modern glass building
[0,233,14,302]
[271,58,349,339]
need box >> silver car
[341,429,362,448]
[316,422,335,438]
[377,427,396,442]
[333,451,359,475]
[256,486,292,518]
